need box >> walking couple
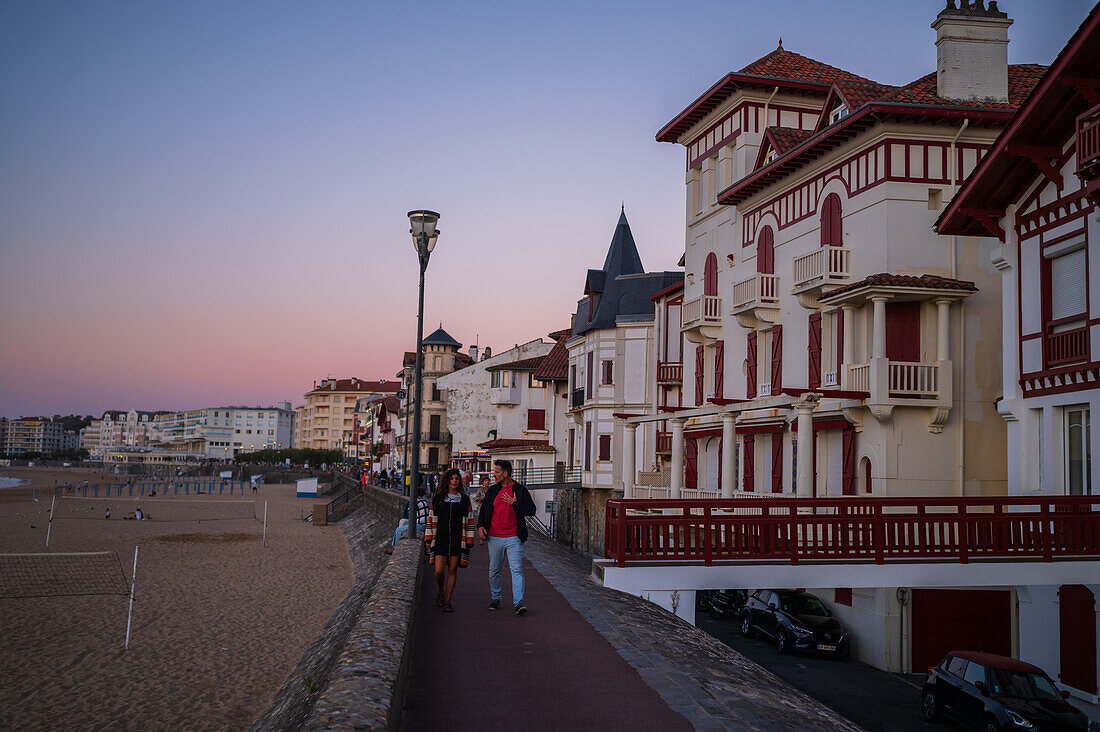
[424,459,536,615]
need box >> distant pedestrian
[424,468,475,613]
[384,488,429,554]
[477,459,536,615]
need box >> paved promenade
[401,534,863,731]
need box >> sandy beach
[0,471,354,731]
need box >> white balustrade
[888,361,939,397]
[733,273,780,309]
[792,247,850,289]
[823,369,839,387]
[849,363,870,392]
[682,295,722,326]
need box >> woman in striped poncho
[424,468,476,613]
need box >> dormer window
[766,149,779,164]
[829,103,849,125]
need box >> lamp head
[407,210,440,239]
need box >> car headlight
[1005,709,1036,729]
[791,625,813,637]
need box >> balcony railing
[849,363,870,392]
[655,431,671,454]
[889,361,939,397]
[605,495,1100,567]
[490,385,521,405]
[656,361,683,384]
[1078,105,1100,176]
[823,369,839,387]
[732,273,780,310]
[792,247,850,289]
[570,387,586,410]
[682,295,722,327]
[515,465,581,485]
[420,432,452,444]
[1047,326,1089,367]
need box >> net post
[45,494,56,547]
[263,501,268,547]
[124,546,139,650]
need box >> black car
[922,651,1092,732]
[740,589,849,657]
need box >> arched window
[704,253,718,296]
[821,193,843,247]
[757,227,774,274]
[859,456,873,494]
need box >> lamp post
[406,209,440,539]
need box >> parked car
[708,589,748,620]
[740,589,849,657]
[922,651,1091,732]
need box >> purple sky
[0,0,1090,417]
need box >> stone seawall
[250,483,412,731]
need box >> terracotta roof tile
[738,47,873,86]
[834,80,897,110]
[767,126,813,154]
[307,378,401,395]
[880,65,1046,110]
[823,273,978,300]
[533,337,569,381]
[547,328,572,340]
[485,356,546,372]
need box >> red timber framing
[674,97,823,169]
[842,426,856,496]
[604,495,1100,568]
[808,313,822,389]
[739,138,990,246]
[714,340,725,399]
[770,433,783,494]
[746,332,758,398]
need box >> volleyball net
[54,498,260,523]
[0,551,128,599]
[62,477,250,499]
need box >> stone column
[871,296,889,360]
[721,413,736,498]
[794,393,821,498]
[670,417,686,499]
[936,299,951,362]
[623,422,637,499]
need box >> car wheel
[776,627,790,654]
[921,689,939,722]
[740,615,754,638]
[982,719,1001,732]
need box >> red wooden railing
[1046,326,1089,366]
[604,496,1100,568]
[657,361,683,383]
[655,431,672,454]
[1078,105,1100,175]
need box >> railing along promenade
[604,495,1100,568]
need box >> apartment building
[939,5,1100,710]
[294,378,401,453]
[156,404,295,458]
[4,418,63,456]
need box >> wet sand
[0,477,354,731]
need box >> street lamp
[406,209,440,539]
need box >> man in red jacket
[477,459,537,615]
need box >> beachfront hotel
[3,417,64,457]
[154,404,296,458]
[294,378,402,454]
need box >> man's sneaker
[488,599,500,611]
[514,603,528,616]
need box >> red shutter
[704,253,718,296]
[842,425,855,495]
[695,345,704,406]
[746,332,757,398]
[743,435,755,492]
[771,325,783,392]
[821,193,843,247]
[1059,585,1097,693]
[808,314,822,389]
[598,435,611,461]
[714,340,724,400]
[835,308,844,373]
[527,409,545,431]
[685,439,698,489]
[758,228,774,274]
[886,302,921,362]
[584,422,591,470]
[586,351,593,394]
[770,432,783,493]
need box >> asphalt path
[401,540,692,730]
[697,611,939,732]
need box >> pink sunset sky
[0,1,1088,417]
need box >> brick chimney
[932,1,1013,102]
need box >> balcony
[490,385,521,405]
[681,295,722,343]
[656,361,683,385]
[1046,325,1089,367]
[420,432,452,444]
[655,431,671,454]
[846,358,951,431]
[570,387,586,410]
[792,247,850,307]
[1077,103,1100,208]
[731,273,780,329]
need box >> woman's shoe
[435,592,444,608]
[443,603,454,613]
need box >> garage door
[911,589,1012,671]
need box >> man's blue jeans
[488,535,525,606]
[392,523,425,547]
